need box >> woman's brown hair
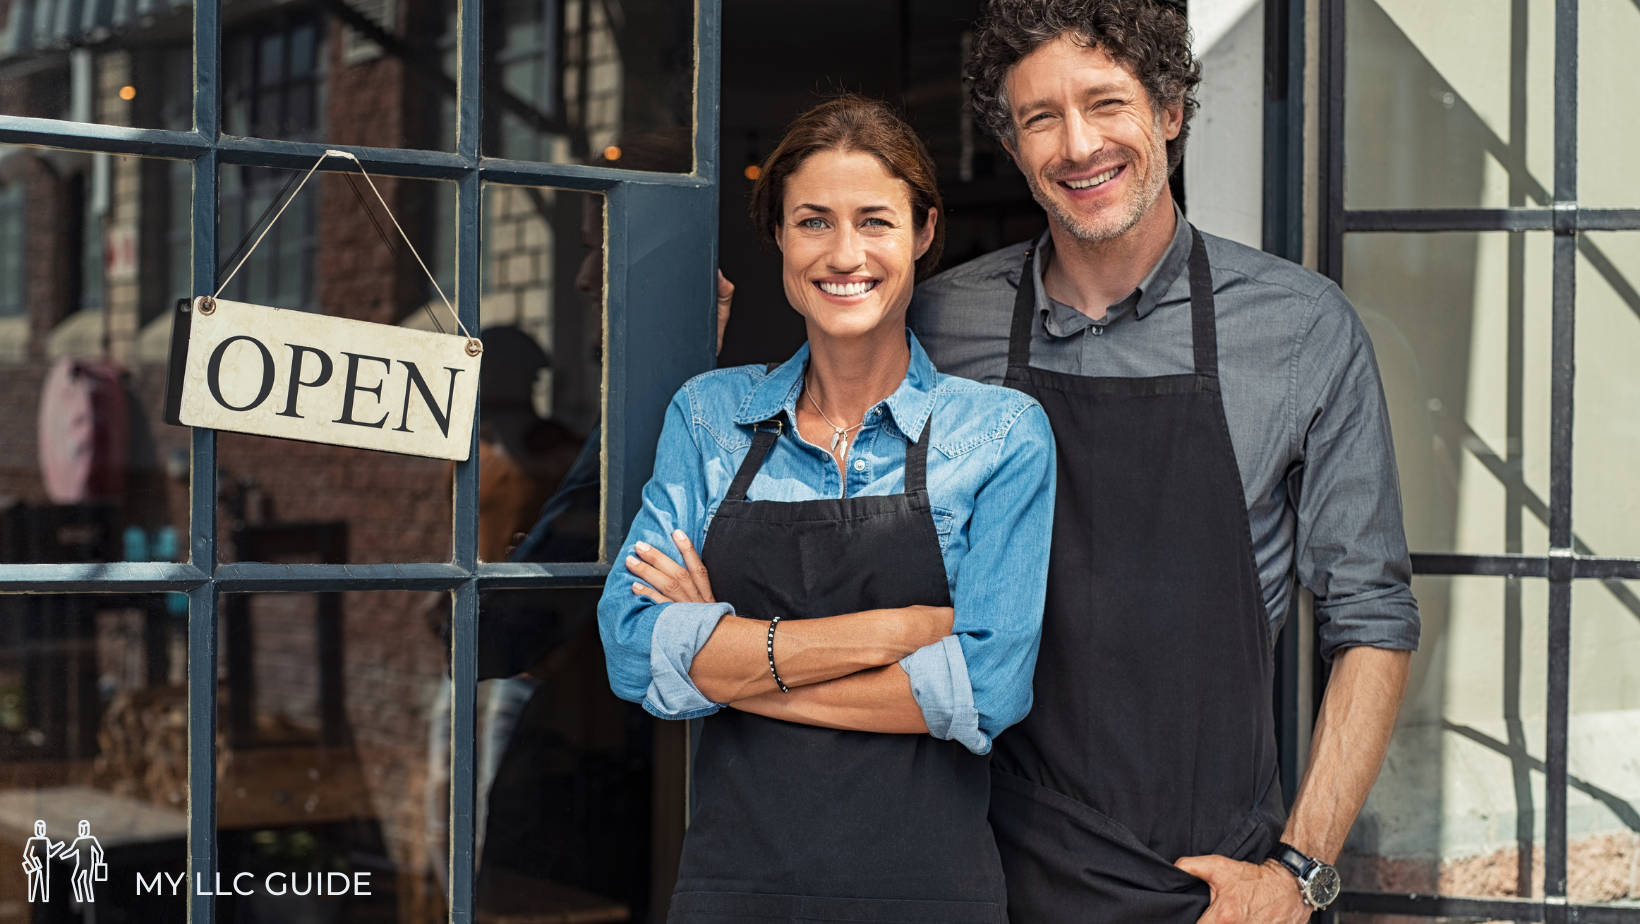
[749,95,945,279]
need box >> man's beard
[1026,138,1170,244]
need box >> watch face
[1304,864,1342,908]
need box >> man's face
[1003,34,1181,244]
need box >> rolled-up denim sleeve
[902,401,1056,755]
[1293,286,1421,660]
[597,387,727,719]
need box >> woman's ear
[914,207,938,261]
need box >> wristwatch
[1268,842,1342,910]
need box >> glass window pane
[220,0,461,151]
[1579,0,1640,208]
[1574,233,1640,558]
[477,185,604,563]
[0,594,189,917]
[482,0,694,172]
[471,588,683,919]
[1343,576,1549,902]
[0,147,192,565]
[1344,0,1553,210]
[1342,232,1552,557]
[212,167,457,565]
[1568,580,1640,906]
[215,591,446,922]
[0,11,193,132]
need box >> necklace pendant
[829,429,844,453]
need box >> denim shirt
[597,331,1055,755]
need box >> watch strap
[1269,841,1314,880]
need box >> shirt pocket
[930,505,957,554]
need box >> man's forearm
[690,608,944,703]
[727,664,929,734]
[1282,645,1412,861]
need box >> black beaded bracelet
[766,616,789,693]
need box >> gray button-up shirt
[908,209,1419,657]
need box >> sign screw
[195,296,216,316]
[464,338,483,357]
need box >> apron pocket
[990,768,1210,924]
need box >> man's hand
[1174,855,1310,924]
[716,270,734,354]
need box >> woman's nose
[827,226,866,271]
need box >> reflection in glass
[221,0,460,151]
[1574,234,1640,560]
[467,588,682,921]
[483,0,694,171]
[1344,0,1554,211]
[0,147,191,564]
[1567,581,1640,906]
[0,595,188,919]
[477,186,608,563]
[1343,232,1552,558]
[0,5,193,131]
[214,168,457,564]
[1343,576,1549,901]
[215,591,447,923]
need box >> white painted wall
[1185,0,1266,248]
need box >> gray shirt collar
[1033,202,1193,338]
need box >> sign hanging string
[211,149,474,347]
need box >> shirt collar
[733,328,938,442]
[1033,201,1193,337]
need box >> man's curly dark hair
[967,0,1202,174]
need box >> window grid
[1312,0,1640,921]
[0,0,722,921]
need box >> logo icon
[21,819,104,904]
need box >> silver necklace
[804,379,866,454]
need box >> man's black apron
[989,228,1285,923]
[669,412,1007,923]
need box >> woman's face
[776,148,935,345]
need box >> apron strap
[722,363,788,502]
[1006,247,1038,375]
[725,420,781,503]
[1186,227,1219,381]
[903,420,931,496]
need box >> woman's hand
[628,529,716,604]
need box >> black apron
[989,228,1286,923]
[669,411,1008,924]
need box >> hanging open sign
[177,296,480,460]
[168,150,481,461]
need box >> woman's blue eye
[798,217,827,230]
[863,217,892,228]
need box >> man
[908,1,1418,921]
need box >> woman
[597,95,1055,923]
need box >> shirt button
[852,459,866,472]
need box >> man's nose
[1061,110,1103,165]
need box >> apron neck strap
[1005,226,1221,379]
[903,421,930,496]
[1185,227,1219,380]
[1006,247,1038,374]
[726,420,781,503]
